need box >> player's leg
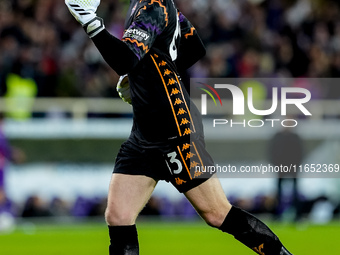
[184,177,232,227]
[105,173,157,255]
[184,177,293,255]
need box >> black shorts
[113,135,214,193]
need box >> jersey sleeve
[178,12,197,41]
[122,2,168,60]
[175,12,206,71]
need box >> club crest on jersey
[123,28,150,41]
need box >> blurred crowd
[1,192,339,225]
[1,0,340,99]
[1,0,340,230]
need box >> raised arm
[65,0,167,76]
[91,31,139,76]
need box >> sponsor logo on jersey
[123,28,150,41]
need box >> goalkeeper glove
[65,0,105,38]
[117,74,132,105]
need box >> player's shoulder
[134,0,176,11]
[131,0,176,25]
[139,0,174,5]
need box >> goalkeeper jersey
[122,0,204,146]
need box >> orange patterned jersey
[122,0,203,146]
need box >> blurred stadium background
[0,0,340,254]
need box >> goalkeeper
[65,0,294,254]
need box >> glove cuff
[83,16,105,38]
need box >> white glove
[65,0,105,38]
[117,75,132,105]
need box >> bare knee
[201,208,230,228]
[198,201,232,228]
[105,206,137,226]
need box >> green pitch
[1,219,339,254]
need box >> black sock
[108,225,139,255]
[219,206,292,255]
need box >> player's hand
[117,75,132,105]
[65,0,105,38]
